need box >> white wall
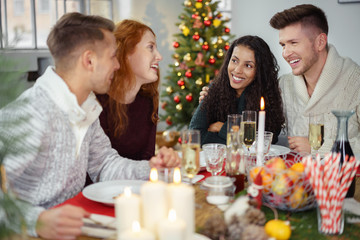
[231,0,360,76]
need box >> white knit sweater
[280,45,360,156]
[1,67,151,236]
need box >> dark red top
[96,93,156,161]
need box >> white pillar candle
[167,168,195,240]
[115,187,141,238]
[119,221,155,240]
[257,97,265,166]
[158,209,186,240]
[140,168,168,235]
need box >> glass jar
[202,176,235,205]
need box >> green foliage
[160,0,234,130]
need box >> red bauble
[185,70,192,78]
[224,27,230,33]
[192,13,199,19]
[178,137,182,144]
[186,94,193,102]
[196,0,202,2]
[161,102,167,109]
[173,41,180,48]
[166,118,172,125]
[204,20,211,26]
[177,79,185,86]
[224,45,230,51]
[192,33,200,41]
[208,57,216,65]
[174,95,180,103]
[202,44,209,51]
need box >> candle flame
[132,221,141,233]
[124,187,132,197]
[260,97,265,111]
[168,209,177,222]
[173,167,181,184]
[150,168,158,182]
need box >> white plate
[82,180,146,206]
[266,145,291,157]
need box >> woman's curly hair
[201,35,285,137]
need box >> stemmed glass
[242,110,257,154]
[181,130,200,184]
[308,113,324,155]
[202,143,226,176]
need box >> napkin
[82,214,116,238]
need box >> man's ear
[81,50,95,71]
[316,33,327,52]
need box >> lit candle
[157,209,186,240]
[119,221,155,240]
[166,168,195,240]
[115,187,140,237]
[257,97,265,166]
[140,168,167,235]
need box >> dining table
[27,171,360,240]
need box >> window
[1,0,114,49]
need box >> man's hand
[149,146,180,168]
[288,136,311,153]
[199,86,209,103]
[208,121,224,133]
[37,205,90,240]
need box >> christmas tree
[160,0,234,130]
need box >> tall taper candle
[257,97,265,166]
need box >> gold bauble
[195,2,203,9]
[217,49,224,58]
[177,72,182,77]
[213,44,218,49]
[182,26,190,36]
[213,19,221,27]
[176,103,183,111]
[181,85,185,90]
[178,22,185,30]
[195,78,203,86]
[217,37,223,44]
[166,86,173,94]
[174,53,180,59]
[183,53,192,62]
[184,0,192,7]
[202,13,206,17]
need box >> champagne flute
[202,143,226,176]
[309,113,324,155]
[181,130,201,184]
[242,110,257,154]
[226,114,242,146]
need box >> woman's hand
[208,121,224,132]
[288,136,311,153]
[199,86,209,103]
[149,146,181,168]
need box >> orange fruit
[290,162,305,173]
[249,166,264,182]
[265,157,286,174]
[265,219,291,240]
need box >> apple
[265,157,286,174]
[271,171,293,196]
[288,185,308,209]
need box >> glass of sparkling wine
[242,110,257,154]
[309,113,324,154]
[227,114,242,146]
[181,129,201,184]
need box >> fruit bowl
[247,152,316,212]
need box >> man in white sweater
[1,13,179,239]
[270,4,360,155]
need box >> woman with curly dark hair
[189,35,284,146]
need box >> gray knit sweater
[1,67,150,236]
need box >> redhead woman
[189,35,285,146]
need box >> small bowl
[156,131,180,148]
[202,176,235,205]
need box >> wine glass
[202,143,226,176]
[226,114,242,146]
[181,130,200,184]
[309,113,324,155]
[242,110,257,154]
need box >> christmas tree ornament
[195,52,205,66]
[192,32,200,41]
[217,36,223,44]
[173,41,180,48]
[202,42,209,51]
[166,116,172,125]
[161,102,167,109]
[166,86,173,94]
[195,2,203,9]
[185,94,193,102]
[196,0,203,2]
[183,53,192,62]
[208,56,216,65]
[178,22,185,30]
[225,27,230,33]
[177,72,182,77]
[179,62,188,70]
[224,43,230,50]
[177,79,185,87]
[213,19,221,27]
[195,78,203,86]
[184,0,191,7]
[206,74,210,83]
[201,13,206,17]
[204,18,211,27]
[174,61,179,67]
[192,13,199,19]
[176,103,183,111]
[216,13,222,18]
[181,85,185,90]
[193,18,203,28]
[182,26,190,36]
[173,53,180,59]
[185,70,192,78]
[217,49,224,58]
[174,95,180,103]
[213,44,218,49]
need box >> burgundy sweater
[97,93,156,160]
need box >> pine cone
[244,207,266,226]
[201,214,227,240]
[226,215,246,240]
[242,224,268,240]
